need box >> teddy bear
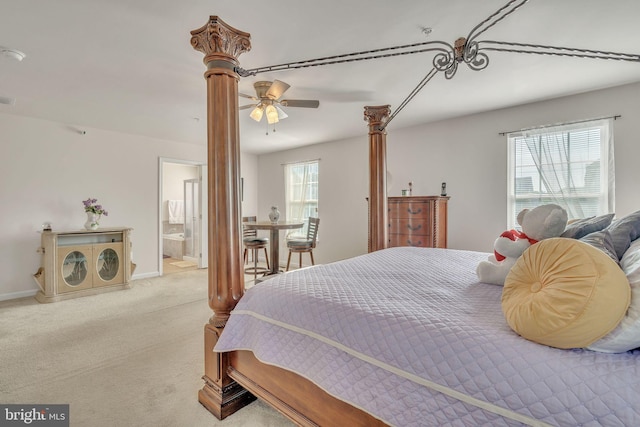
[476,203,568,285]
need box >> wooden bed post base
[198,324,256,419]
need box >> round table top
[244,220,304,230]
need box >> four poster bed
[189,9,640,427]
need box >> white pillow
[588,238,640,353]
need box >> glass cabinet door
[62,251,88,285]
[57,246,93,292]
[96,248,119,281]
[93,243,124,286]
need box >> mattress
[214,247,640,426]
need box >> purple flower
[83,198,109,216]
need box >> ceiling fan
[239,79,319,125]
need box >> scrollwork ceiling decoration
[235,0,640,131]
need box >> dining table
[243,220,304,276]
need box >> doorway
[158,158,208,276]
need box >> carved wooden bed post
[190,17,255,419]
[364,105,391,252]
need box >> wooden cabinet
[388,196,449,248]
[33,227,134,303]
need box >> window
[284,160,319,238]
[507,118,614,229]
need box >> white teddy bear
[476,204,568,285]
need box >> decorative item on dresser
[388,196,449,248]
[82,197,109,230]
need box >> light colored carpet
[0,268,293,427]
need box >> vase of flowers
[83,198,108,230]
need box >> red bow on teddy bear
[494,230,539,261]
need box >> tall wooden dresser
[388,196,449,248]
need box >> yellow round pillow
[502,238,630,349]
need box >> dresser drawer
[389,234,432,248]
[388,218,431,236]
[388,201,430,219]
[386,196,448,249]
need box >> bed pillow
[560,213,615,239]
[606,210,640,259]
[588,238,640,353]
[502,238,630,349]
[579,229,618,263]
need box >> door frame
[182,178,200,265]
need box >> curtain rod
[498,115,621,136]
[280,158,321,166]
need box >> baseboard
[132,271,161,280]
[0,288,38,302]
[0,272,160,303]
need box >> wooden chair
[286,217,320,271]
[242,216,269,278]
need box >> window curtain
[284,160,317,239]
[507,118,614,227]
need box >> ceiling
[1,0,639,154]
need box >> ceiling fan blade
[280,99,320,108]
[239,92,258,100]
[265,79,290,100]
[239,104,256,110]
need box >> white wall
[0,113,259,301]
[241,152,259,218]
[257,81,640,266]
[258,137,369,268]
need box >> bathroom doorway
[159,158,208,276]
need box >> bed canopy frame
[189,1,640,423]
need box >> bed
[188,15,640,427]
[215,246,640,426]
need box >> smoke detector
[0,46,26,62]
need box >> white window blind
[506,118,614,229]
[284,160,319,238]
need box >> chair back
[306,217,320,247]
[242,216,257,239]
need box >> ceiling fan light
[265,104,279,124]
[249,106,264,122]
[274,105,288,120]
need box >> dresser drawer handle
[406,239,422,247]
[406,224,422,231]
[407,208,422,215]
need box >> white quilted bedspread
[214,247,640,426]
